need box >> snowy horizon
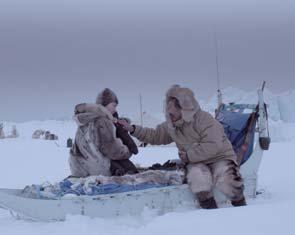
[1,86,295,123]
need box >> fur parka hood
[165,85,201,125]
[73,103,116,127]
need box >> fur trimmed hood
[165,85,201,124]
[73,103,116,126]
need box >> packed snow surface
[1,87,295,234]
[0,120,294,235]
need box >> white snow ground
[0,121,295,235]
[1,87,295,235]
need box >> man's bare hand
[117,119,134,133]
[178,150,189,163]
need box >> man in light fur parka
[119,85,246,209]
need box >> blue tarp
[21,179,169,199]
[22,170,184,199]
[216,110,257,165]
[57,180,165,197]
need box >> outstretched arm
[118,120,173,145]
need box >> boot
[231,196,247,207]
[196,191,218,209]
[199,197,218,209]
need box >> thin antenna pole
[215,35,220,90]
[215,34,223,108]
[261,80,266,92]
[139,94,143,126]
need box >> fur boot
[196,191,218,209]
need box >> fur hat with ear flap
[96,88,119,106]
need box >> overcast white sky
[0,0,294,122]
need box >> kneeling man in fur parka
[119,85,246,209]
